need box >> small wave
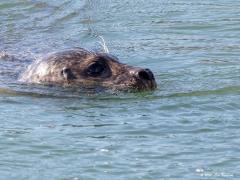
[168,86,240,98]
[62,123,123,128]
[0,51,9,59]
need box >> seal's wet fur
[20,48,156,91]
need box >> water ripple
[1,0,240,179]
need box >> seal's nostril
[138,70,152,81]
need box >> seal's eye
[87,62,105,77]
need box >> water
[0,0,240,179]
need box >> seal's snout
[129,67,157,90]
[138,69,155,81]
[130,68,155,81]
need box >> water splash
[84,0,110,53]
[98,36,109,53]
[0,51,9,60]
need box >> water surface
[0,0,240,179]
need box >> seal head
[20,48,157,91]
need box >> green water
[0,0,240,179]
